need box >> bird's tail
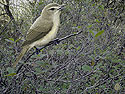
[13,46,29,67]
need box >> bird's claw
[34,46,40,54]
[53,38,60,45]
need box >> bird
[13,3,65,67]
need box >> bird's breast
[30,19,60,47]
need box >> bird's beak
[58,4,66,10]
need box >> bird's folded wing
[22,18,53,47]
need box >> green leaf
[39,1,44,5]
[87,25,92,28]
[57,50,63,55]
[5,67,16,77]
[4,73,16,76]
[62,83,69,89]
[95,30,104,37]
[82,65,91,71]
[35,67,42,74]
[15,38,21,43]
[9,38,14,41]
[95,19,100,23]
[38,86,44,91]
[39,53,46,57]
[73,24,77,26]
[77,26,82,29]
[94,63,102,69]
[76,46,81,50]
[98,5,104,10]
[35,61,44,65]
[5,39,15,43]
[31,53,46,58]
[114,83,120,91]
[112,59,121,63]
[7,67,15,73]
[89,30,94,36]
[92,3,95,6]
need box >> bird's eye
[50,8,55,10]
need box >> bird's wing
[22,17,53,47]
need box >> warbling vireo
[13,3,65,67]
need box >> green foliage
[82,65,91,71]
[7,67,15,73]
[5,38,15,44]
[4,67,16,76]
[4,73,16,76]
[0,0,124,94]
[95,30,104,37]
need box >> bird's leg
[34,46,40,54]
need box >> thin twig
[0,18,13,36]
[24,30,83,63]
[4,30,83,93]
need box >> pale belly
[29,25,58,49]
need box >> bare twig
[0,0,15,36]
[0,18,13,36]
[25,30,83,63]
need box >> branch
[5,30,84,93]
[16,30,83,74]
[0,18,13,36]
[25,30,83,62]
[4,4,15,20]
[0,1,15,36]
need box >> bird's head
[42,3,65,19]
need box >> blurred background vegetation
[0,0,124,94]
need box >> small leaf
[4,73,16,76]
[35,61,44,65]
[15,38,21,43]
[94,63,102,69]
[76,46,81,50]
[98,5,104,10]
[82,65,91,71]
[77,26,81,29]
[35,67,42,74]
[9,38,14,41]
[57,50,63,55]
[39,1,43,5]
[87,25,92,28]
[114,83,120,91]
[92,3,95,6]
[89,30,94,36]
[31,54,38,58]
[38,86,44,91]
[5,39,15,43]
[95,30,104,37]
[91,61,95,66]
[39,53,46,58]
[62,83,69,89]
[112,59,121,63]
[7,67,15,73]
[73,24,77,26]
[95,19,100,23]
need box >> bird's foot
[53,38,60,45]
[34,46,40,55]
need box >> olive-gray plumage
[22,19,53,46]
[13,3,65,67]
